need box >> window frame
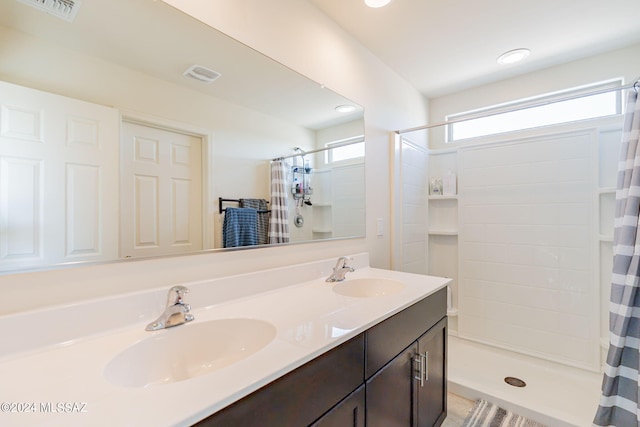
[445,79,624,143]
[324,135,365,166]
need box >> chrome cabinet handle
[413,351,429,387]
[424,351,429,382]
[413,354,422,386]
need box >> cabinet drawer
[365,287,446,378]
[195,333,364,427]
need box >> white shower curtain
[594,86,640,426]
[268,160,290,244]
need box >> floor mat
[462,399,547,427]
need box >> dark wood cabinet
[195,334,364,427]
[366,342,418,427]
[365,288,447,427]
[416,317,447,427]
[366,287,446,378]
[194,287,447,427]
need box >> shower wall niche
[427,149,459,333]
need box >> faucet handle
[167,285,190,306]
[334,256,353,270]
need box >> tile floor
[442,393,475,427]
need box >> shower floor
[447,335,602,427]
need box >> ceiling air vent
[16,0,82,22]
[183,65,221,84]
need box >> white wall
[315,119,365,148]
[0,2,429,314]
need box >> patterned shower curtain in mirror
[594,85,640,426]
[268,160,290,244]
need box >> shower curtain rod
[395,79,640,135]
[272,137,363,161]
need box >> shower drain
[504,376,526,387]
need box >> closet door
[120,121,203,258]
[0,81,119,271]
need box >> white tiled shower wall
[427,119,623,372]
[459,129,599,370]
[331,163,366,238]
[398,141,429,275]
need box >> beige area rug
[462,400,547,427]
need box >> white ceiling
[309,0,640,97]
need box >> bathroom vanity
[0,254,449,427]
[199,287,447,427]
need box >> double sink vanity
[0,254,450,426]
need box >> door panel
[0,81,119,271]
[121,122,202,258]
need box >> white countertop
[0,255,449,426]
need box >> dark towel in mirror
[239,198,269,245]
[223,208,258,248]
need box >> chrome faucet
[145,285,195,331]
[326,256,355,282]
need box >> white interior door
[120,121,203,258]
[0,81,119,271]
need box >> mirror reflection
[216,138,365,250]
[0,0,364,273]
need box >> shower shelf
[428,230,458,236]
[312,228,332,233]
[597,187,616,194]
[428,195,458,235]
[428,195,458,200]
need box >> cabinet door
[416,317,447,427]
[366,342,418,427]
[311,385,365,427]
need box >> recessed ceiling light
[365,0,391,8]
[497,48,530,65]
[335,105,356,113]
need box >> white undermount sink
[332,278,405,298]
[104,318,276,388]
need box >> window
[325,136,365,163]
[446,80,623,142]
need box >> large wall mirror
[0,0,365,273]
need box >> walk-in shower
[391,79,640,426]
